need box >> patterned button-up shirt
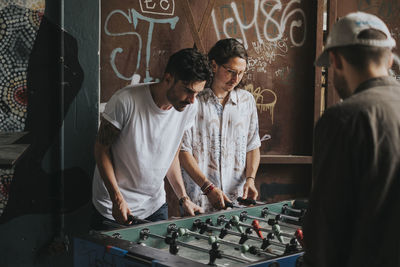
[181,88,261,212]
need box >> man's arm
[179,151,231,209]
[167,147,204,216]
[94,118,131,224]
[242,148,260,200]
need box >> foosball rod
[230,215,294,241]
[194,219,278,252]
[194,219,258,242]
[262,207,301,222]
[179,227,277,258]
[140,228,251,264]
[281,203,305,216]
[178,227,246,251]
[201,219,299,254]
[198,220,285,251]
[216,215,244,233]
[217,215,289,243]
[240,211,299,230]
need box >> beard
[173,101,190,112]
[333,70,351,100]
[166,84,190,112]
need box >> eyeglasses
[221,64,246,78]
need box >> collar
[354,76,399,95]
[201,88,238,105]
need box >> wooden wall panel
[100,0,321,156]
[100,0,324,214]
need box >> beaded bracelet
[201,180,212,192]
[203,183,215,195]
[202,183,213,193]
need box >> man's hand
[242,178,258,201]
[207,187,231,209]
[182,199,204,216]
[112,198,132,225]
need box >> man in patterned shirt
[180,38,261,212]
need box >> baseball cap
[315,11,396,67]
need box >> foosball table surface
[74,200,306,267]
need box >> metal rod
[144,231,250,264]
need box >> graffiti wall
[100,0,318,156]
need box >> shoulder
[186,99,198,116]
[109,84,149,105]
[235,88,256,106]
[316,98,373,140]
[318,101,357,127]
[105,84,151,117]
[197,88,213,102]
[237,88,253,96]
[116,83,149,98]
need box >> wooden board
[0,144,30,167]
[0,132,28,145]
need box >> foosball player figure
[165,231,180,255]
[208,242,223,266]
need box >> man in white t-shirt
[91,48,212,230]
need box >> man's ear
[163,73,174,86]
[387,53,394,69]
[329,51,343,70]
[211,59,217,73]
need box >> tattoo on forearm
[96,119,120,146]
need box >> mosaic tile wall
[0,2,44,216]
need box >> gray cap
[315,11,396,67]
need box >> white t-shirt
[92,83,197,219]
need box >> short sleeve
[181,100,198,152]
[183,100,198,131]
[246,95,261,152]
[102,90,132,130]
[180,127,193,153]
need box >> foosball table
[74,200,306,266]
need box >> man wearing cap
[303,12,400,267]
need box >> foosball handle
[237,197,256,205]
[127,214,150,225]
[225,201,234,208]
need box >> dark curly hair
[164,48,212,84]
[208,38,248,65]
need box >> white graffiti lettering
[139,0,175,16]
[104,7,179,83]
[212,0,306,50]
